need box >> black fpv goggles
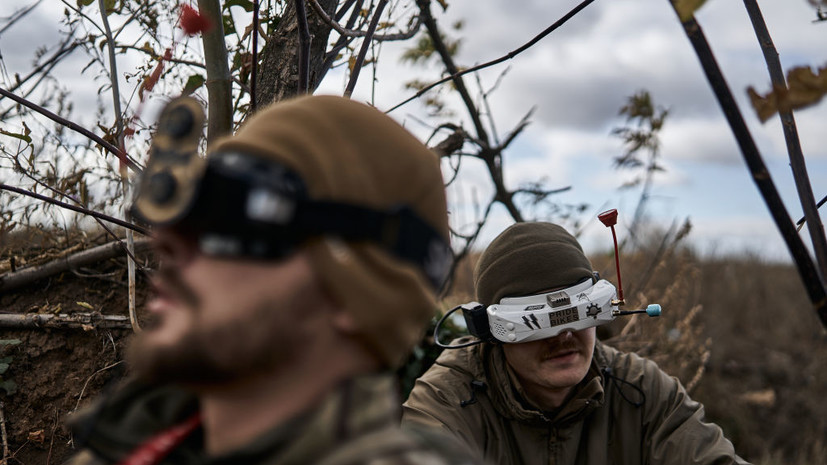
[131,97,452,290]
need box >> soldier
[403,221,751,465]
[67,95,477,465]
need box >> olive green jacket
[403,339,751,465]
[66,373,479,465]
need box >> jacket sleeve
[402,364,487,460]
[640,358,752,465]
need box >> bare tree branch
[668,4,827,327]
[388,0,596,114]
[0,183,148,234]
[344,0,388,97]
[0,87,141,172]
[309,0,422,40]
[743,0,827,280]
[416,0,488,144]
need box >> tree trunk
[255,0,339,107]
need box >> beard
[127,271,310,386]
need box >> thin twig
[0,87,140,172]
[309,0,421,40]
[344,0,388,97]
[416,0,488,143]
[387,0,596,114]
[0,401,7,465]
[0,0,43,35]
[0,183,148,234]
[99,0,140,334]
[9,147,142,265]
[74,361,125,412]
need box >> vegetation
[1,0,826,464]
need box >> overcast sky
[1,0,825,262]
[341,0,827,262]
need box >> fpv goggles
[440,278,661,347]
[131,97,452,290]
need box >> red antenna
[598,209,625,306]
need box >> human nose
[557,330,574,341]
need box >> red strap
[115,413,202,465]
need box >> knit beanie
[474,222,593,305]
[209,95,449,367]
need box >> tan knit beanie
[209,95,449,368]
[474,222,593,305]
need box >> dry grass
[438,227,827,464]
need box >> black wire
[433,304,484,349]
[601,367,645,408]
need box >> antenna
[598,209,625,306]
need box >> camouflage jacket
[66,373,479,465]
[403,339,751,465]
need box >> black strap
[296,202,451,289]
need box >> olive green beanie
[474,222,594,305]
[209,95,449,368]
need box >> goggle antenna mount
[598,209,625,306]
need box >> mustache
[153,268,201,310]
[541,337,582,359]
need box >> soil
[1,233,150,465]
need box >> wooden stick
[0,239,151,294]
[0,401,8,465]
[0,313,132,330]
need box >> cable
[433,305,484,349]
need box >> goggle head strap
[133,150,452,290]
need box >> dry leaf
[81,324,95,332]
[28,429,45,443]
[76,301,94,310]
[748,64,827,123]
[672,0,708,21]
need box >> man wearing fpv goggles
[403,222,750,465]
[66,95,479,465]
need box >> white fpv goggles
[487,279,617,343]
[442,278,661,347]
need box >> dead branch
[309,0,422,40]
[0,239,151,294]
[743,0,827,281]
[0,401,7,465]
[0,184,149,235]
[416,0,488,144]
[344,0,389,97]
[0,87,140,172]
[388,0,596,114]
[0,313,132,330]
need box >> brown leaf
[28,429,45,443]
[748,65,827,123]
